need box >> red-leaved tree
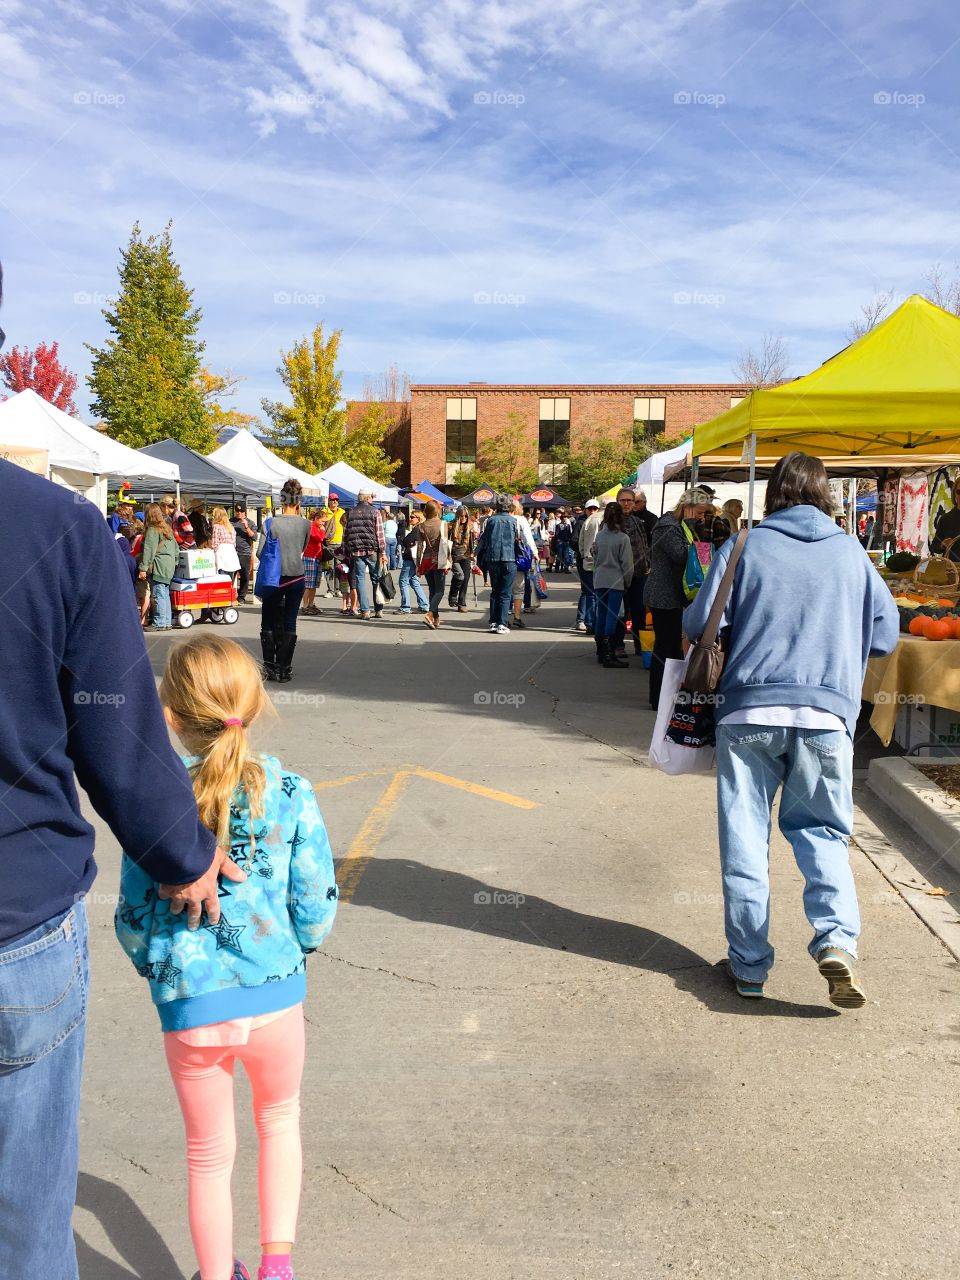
[0,341,79,414]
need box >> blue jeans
[488,561,516,628]
[716,724,859,984]
[386,539,398,569]
[594,587,623,640]
[398,560,427,610]
[576,567,596,629]
[0,903,88,1277]
[352,554,381,613]
[151,580,171,628]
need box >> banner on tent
[0,444,48,476]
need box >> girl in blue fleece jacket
[116,633,338,1280]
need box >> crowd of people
[106,480,753,690]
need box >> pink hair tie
[223,718,244,727]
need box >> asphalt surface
[76,577,960,1279]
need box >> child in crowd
[115,634,338,1280]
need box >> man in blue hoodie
[683,453,899,1008]
[0,265,243,1278]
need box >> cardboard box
[176,548,217,579]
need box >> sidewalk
[76,585,960,1279]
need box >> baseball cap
[585,498,600,510]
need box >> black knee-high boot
[277,634,298,683]
[260,631,278,681]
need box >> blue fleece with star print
[115,756,338,1031]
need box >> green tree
[196,366,260,440]
[549,424,672,503]
[261,324,347,471]
[452,412,538,493]
[342,402,402,484]
[86,222,211,450]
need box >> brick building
[408,384,749,487]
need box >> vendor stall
[691,294,960,755]
[402,480,457,507]
[209,428,325,501]
[0,388,180,509]
[315,460,399,508]
[139,439,270,506]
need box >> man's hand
[158,847,247,929]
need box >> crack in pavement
[318,951,586,994]
[526,661,649,766]
[318,952,441,987]
[328,1164,409,1220]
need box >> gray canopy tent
[135,439,271,505]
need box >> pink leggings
[164,1005,305,1280]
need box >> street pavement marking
[409,766,540,810]
[327,767,540,901]
[313,768,396,791]
[336,770,414,902]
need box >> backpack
[682,520,713,601]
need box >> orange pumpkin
[923,618,953,641]
[908,617,927,636]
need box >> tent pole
[848,476,857,536]
[746,433,757,528]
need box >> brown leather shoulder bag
[684,528,748,693]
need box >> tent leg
[745,434,757,527]
[848,476,857,536]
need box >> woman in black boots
[257,480,311,682]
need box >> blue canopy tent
[402,480,457,506]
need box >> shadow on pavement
[349,858,837,1019]
[75,1172,186,1280]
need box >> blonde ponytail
[159,634,271,844]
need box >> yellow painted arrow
[316,767,539,901]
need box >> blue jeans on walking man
[352,554,381,614]
[488,561,517,628]
[398,560,427,611]
[0,902,88,1277]
[716,723,859,985]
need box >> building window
[633,397,666,442]
[445,397,477,466]
[730,396,745,408]
[538,397,570,462]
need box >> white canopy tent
[634,437,692,487]
[0,389,180,510]
[316,460,400,506]
[209,429,325,499]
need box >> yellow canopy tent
[693,294,960,462]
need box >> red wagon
[170,576,239,629]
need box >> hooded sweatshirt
[681,505,899,737]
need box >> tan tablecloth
[864,636,960,745]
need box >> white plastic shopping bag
[648,655,716,775]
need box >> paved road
[77,580,960,1279]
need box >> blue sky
[3,0,960,420]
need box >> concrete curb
[867,756,960,876]
[851,804,960,965]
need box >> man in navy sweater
[0,267,243,1277]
